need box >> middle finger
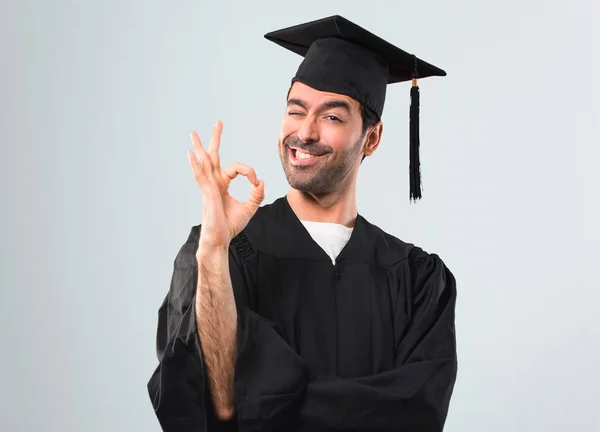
[207,120,223,167]
[190,131,214,177]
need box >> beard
[279,134,364,195]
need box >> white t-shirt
[300,220,354,264]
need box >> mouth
[288,147,325,166]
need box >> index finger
[223,162,258,186]
[208,120,223,154]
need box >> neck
[286,185,358,228]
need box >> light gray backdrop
[1,0,599,431]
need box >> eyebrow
[287,98,308,110]
[287,98,352,114]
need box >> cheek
[280,118,297,138]
[278,119,299,149]
[321,127,358,153]
[277,129,290,155]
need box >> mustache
[284,136,332,156]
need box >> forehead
[288,81,360,111]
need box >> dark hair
[360,104,380,138]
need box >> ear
[363,122,383,157]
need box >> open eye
[326,115,341,122]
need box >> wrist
[197,241,229,260]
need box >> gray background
[1,0,599,431]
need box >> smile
[289,147,325,166]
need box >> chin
[287,177,332,195]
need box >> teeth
[296,149,315,159]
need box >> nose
[297,115,320,144]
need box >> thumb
[244,179,265,214]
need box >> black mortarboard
[265,15,447,202]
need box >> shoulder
[241,198,285,244]
[230,197,298,259]
[360,217,450,276]
[355,216,415,268]
[229,200,280,259]
[408,245,436,270]
[405,244,456,303]
[407,245,448,281]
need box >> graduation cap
[264,15,446,202]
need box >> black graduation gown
[147,196,458,432]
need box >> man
[148,15,457,432]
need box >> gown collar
[248,196,389,265]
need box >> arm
[148,227,309,432]
[293,248,458,432]
[150,122,304,431]
[195,245,238,420]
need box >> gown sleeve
[147,226,309,432]
[293,247,458,432]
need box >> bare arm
[185,120,264,421]
[195,245,238,421]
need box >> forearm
[195,245,238,420]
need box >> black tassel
[409,56,422,202]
